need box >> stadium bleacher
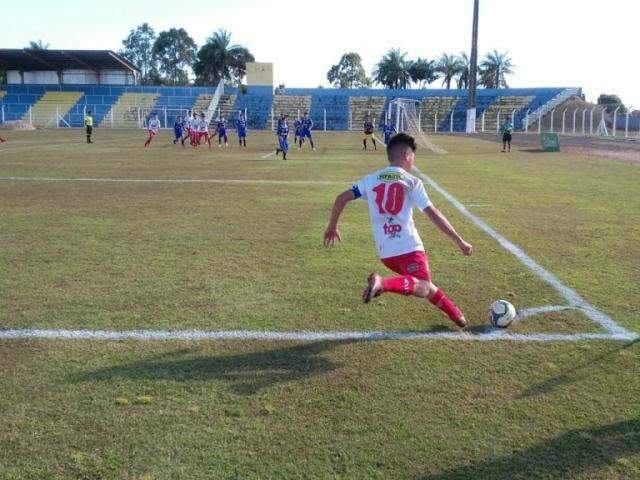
[0,83,573,132]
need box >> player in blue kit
[299,112,315,150]
[236,111,247,147]
[294,117,303,147]
[275,115,289,160]
[215,116,228,148]
[173,115,185,147]
[382,118,396,145]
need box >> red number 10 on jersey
[373,183,405,215]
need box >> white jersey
[352,166,432,259]
[148,118,161,132]
[198,118,208,133]
[189,117,198,131]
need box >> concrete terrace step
[101,93,160,128]
[349,97,386,131]
[21,91,84,127]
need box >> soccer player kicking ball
[144,114,161,147]
[324,133,473,328]
[501,118,513,153]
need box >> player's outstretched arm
[424,206,473,256]
[324,189,356,247]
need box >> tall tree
[152,28,197,85]
[120,23,157,85]
[407,57,438,88]
[456,53,470,89]
[327,52,370,88]
[373,49,410,89]
[436,53,463,89]
[27,39,49,50]
[193,29,254,86]
[597,94,627,114]
[479,50,514,88]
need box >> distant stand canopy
[0,49,139,85]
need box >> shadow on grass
[72,341,352,395]
[518,337,639,398]
[417,418,640,480]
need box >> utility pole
[466,0,479,133]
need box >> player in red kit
[144,113,161,147]
[324,133,473,328]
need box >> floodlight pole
[466,0,480,133]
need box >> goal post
[388,98,447,154]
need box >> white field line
[516,305,576,320]
[466,204,493,208]
[0,176,347,186]
[0,328,637,342]
[413,166,634,338]
[261,151,276,159]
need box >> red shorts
[381,250,431,281]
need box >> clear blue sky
[2,0,638,109]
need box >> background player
[84,110,93,144]
[501,117,514,152]
[144,113,161,147]
[294,117,303,148]
[199,112,212,148]
[275,115,289,160]
[215,116,228,147]
[182,110,193,146]
[0,136,6,143]
[236,111,247,147]
[382,117,396,145]
[300,112,315,150]
[173,115,185,146]
[363,114,376,150]
[323,133,473,328]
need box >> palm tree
[373,49,411,89]
[479,50,514,89]
[193,29,254,85]
[456,53,470,89]
[437,53,463,89]
[408,58,438,88]
[27,39,49,50]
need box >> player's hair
[386,133,417,161]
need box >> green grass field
[0,129,638,479]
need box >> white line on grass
[0,176,347,186]
[516,305,576,320]
[0,328,636,342]
[413,166,634,338]
[261,151,276,159]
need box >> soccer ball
[489,300,517,328]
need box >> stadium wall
[0,84,579,132]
